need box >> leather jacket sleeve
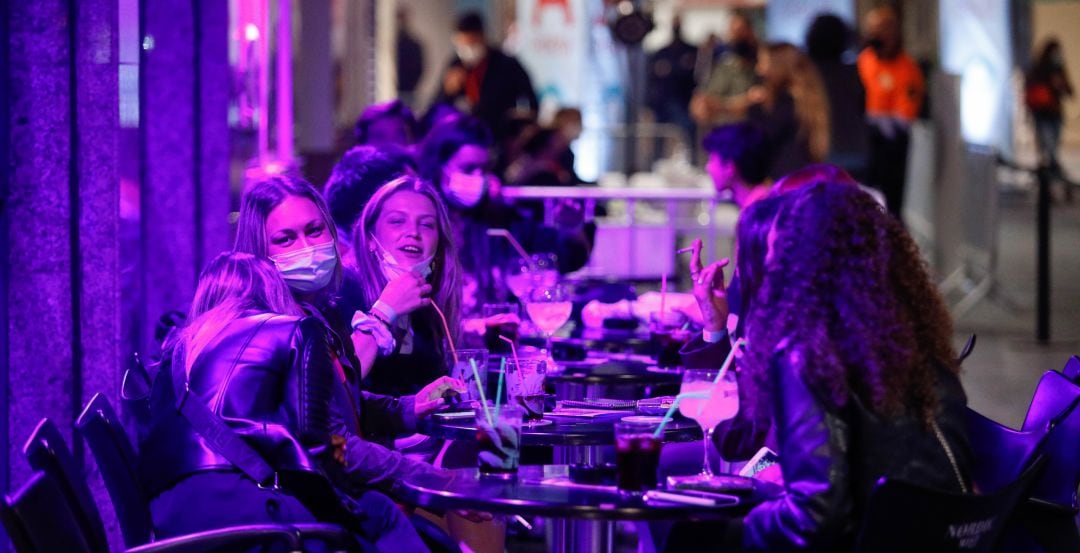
[359,391,418,439]
[738,348,852,552]
[286,317,336,448]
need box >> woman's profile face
[265,195,334,257]
[372,190,439,263]
[445,144,489,176]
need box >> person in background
[324,145,416,258]
[858,4,924,217]
[747,42,831,180]
[1026,38,1074,178]
[354,100,417,148]
[667,182,971,552]
[690,12,759,130]
[435,11,538,143]
[648,15,699,152]
[417,115,592,314]
[504,108,585,187]
[702,122,773,209]
[396,7,425,109]
[805,13,869,180]
[140,252,427,551]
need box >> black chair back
[853,458,1044,553]
[0,471,94,553]
[965,408,1047,494]
[76,393,154,547]
[22,419,109,552]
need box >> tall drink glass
[505,357,548,425]
[677,369,739,480]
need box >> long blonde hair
[352,175,463,350]
[179,252,302,373]
[763,43,831,162]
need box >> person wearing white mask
[418,114,593,319]
[435,11,537,142]
[234,174,485,552]
[347,175,463,395]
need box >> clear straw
[653,391,710,438]
[430,302,459,366]
[499,335,522,376]
[470,358,494,427]
[494,357,507,420]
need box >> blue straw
[653,391,710,438]
[494,357,507,419]
[470,358,494,427]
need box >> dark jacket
[436,48,538,141]
[313,300,451,493]
[140,314,335,498]
[736,346,973,552]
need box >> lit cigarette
[676,247,694,255]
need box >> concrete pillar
[7,0,76,487]
[197,0,232,266]
[297,0,335,153]
[141,0,198,354]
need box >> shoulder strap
[930,419,969,494]
[171,314,279,487]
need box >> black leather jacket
[140,314,335,498]
[735,346,973,552]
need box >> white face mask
[444,171,486,208]
[455,43,486,67]
[269,241,338,293]
[372,237,434,281]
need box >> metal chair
[1,470,305,553]
[74,393,353,551]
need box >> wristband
[351,310,396,356]
[703,329,727,344]
[372,300,398,324]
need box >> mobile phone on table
[739,447,780,478]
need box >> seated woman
[416,114,593,314]
[345,175,461,398]
[234,173,461,486]
[139,252,426,551]
[667,182,972,552]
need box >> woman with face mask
[417,114,593,317]
[345,175,463,398]
[234,174,469,552]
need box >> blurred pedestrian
[1026,38,1074,177]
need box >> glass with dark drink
[614,420,662,494]
[506,357,547,424]
[475,403,523,478]
[482,303,521,354]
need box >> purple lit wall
[4,1,232,548]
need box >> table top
[422,410,702,446]
[394,465,778,521]
[544,360,683,386]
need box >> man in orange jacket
[857,5,924,217]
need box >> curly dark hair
[742,182,957,425]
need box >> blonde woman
[747,42,831,180]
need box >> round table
[423,411,702,448]
[423,411,705,553]
[395,465,778,553]
[545,361,683,400]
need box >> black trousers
[867,125,911,218]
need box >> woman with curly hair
[668,182,972,552]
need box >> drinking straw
[486,229,538,270]
[494,357,507,419]
[430,302,459,366]
[652,391,711,438]
[659,273,668,324]
[470,358,494,427]
[713,339,748,384]
[499,335,522,377]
